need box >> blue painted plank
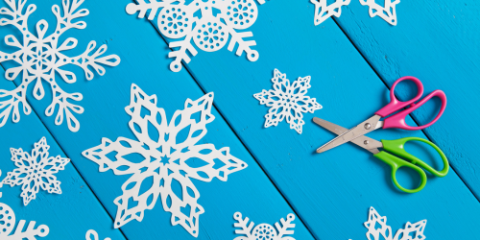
[332,0,480,199]
[141,0,480,239]
[0,79,126,239]
[0,0,317,239]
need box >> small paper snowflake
[350,207,427,240]
[0,170,50,239]
[0,0,121,132]
[86,230,111,240]
[233,212,296,240]
[126,0,269,72]
[82,84,247,237]
[2,137,70,206]
[254,69,322,134]
[310,0,351,25]
[359,0,400,25]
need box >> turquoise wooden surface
[0,0,478,239]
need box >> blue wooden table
[0,0,479,239]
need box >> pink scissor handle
[375,76,447,130]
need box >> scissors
[313,117,449,193]
[316,76,447,154]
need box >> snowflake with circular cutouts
[349,207,426,240]
[2,137,70,206]
[86,230,111,240]
[83,84,247,237]
[254,69,322,134]
[233,212,296,240]
[0,0,120,132]
[126,0,269,72]
[0,170,50,239]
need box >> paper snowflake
[82,84,247,237]
[126,0,268,72]
[311,0,351,25]
[233,212,296,240]
[2,137,70,206]
[254,69,322,134]
[359,0,400,25]
[350,207,427,240]
[0,0,120,132]
[86,230,111,240]
[0,170,50,239]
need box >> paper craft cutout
[233,212,296,240]
[350,207,427,240]
[359,0,400,25]
[0,0,120,132]
[86,230,111,240]
[126,0,268,72]
[254,69,322,134]
[0,170,50,239]
[83,84,247,237]
[311,0,351,25]
[2,137,70,206]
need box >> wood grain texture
[0,0,316,239]
[332,0,480,198]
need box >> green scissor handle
[373,137,450,193]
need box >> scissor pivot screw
[364,140,369,145]
[364,123,372,130]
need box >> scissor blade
[313,117,383,154]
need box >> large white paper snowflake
[82,84,247,237]
[254,69,322,134]
[126,0,268,72]
[359,0,400,26]
[2,137,70,206]
[86,230,111,240]
[233,212,296,240]
[350,207,427,240]
[0,0,120,132]
[0,170,50,239]
[311,0,351,25]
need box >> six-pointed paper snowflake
[0,169,50,239]
[311,0,400,26]
[86,230,111,240]
[233,212,296,240]
[311,0,351,25]
[82,84,247,237]
[254,69,322,134]
[350,207,427,240]
[0,0,120,132]
[126,0,268,72]
[2,137,70,206]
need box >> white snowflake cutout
[359,0,400,25]
[0,170,50,239]
[2,137,70,206]
[350,207,427,240]
[254,69,322,134]
[126,0,268,72]
[82,84,247,237]
[86,230,111,240]
[0,0,121,132]
[233,212,296,240]
[310,0,351,25]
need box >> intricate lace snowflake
[82,84,247,237]
[86,230,111,240]
[254,69,322,134]
[233,212,296,240]
[310,0,351,25]
[350,207,427,240]
[0,0,120,132]
[126,0,269,72]
[359,0,400,25]
[2,137,70,206]
[0,170,50,239]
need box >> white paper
[359,0,400,25]
[86,230,111,240]
[233,212,296,240]
[311,0,351,25]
